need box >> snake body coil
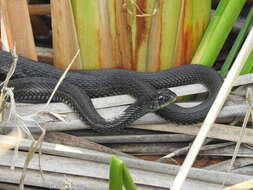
[0,51,223,132]
[8,77,175,133]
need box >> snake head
[149,89,177,111]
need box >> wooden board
[0,0,37,60]
[0,101,248,133]
[131,123,253,145]
[0,137,251,190]
[224,179,253,190]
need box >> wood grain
[42,132,135,158]
[51,0,81,69]
[224,179,253,190]
[0,0,37,60]
[131,123,253,144]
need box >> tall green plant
[191,0,246,66]
[240,50,253,75]
[220,7,253,77]
[71,0,100,69]
[71,0,211,71]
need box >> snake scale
[0,50,223,133]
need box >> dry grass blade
[19,126,46,190]
[0,47,37,174]
[18,50,80,190]
[0,47,18,120]
[222,88,253,187]
[44,49,80,108]
[157,138,213,163]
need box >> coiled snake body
[0,51,222,133]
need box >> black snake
[0,50,223,133]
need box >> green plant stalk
[219,7,253,77]
[109,156,123,190]
[191,0,211,56]
[174,0,211,66]
[240,50,253,75]
[107,0,133,69]
[123,164,137,190]
[146,0,183,71]
[107,0,119,68]
[134,0,156,72]
[126,0,137,60]
[191,0,246,66]
[71,0,100,69]
[159,0,182,70]
[190,0,229,64]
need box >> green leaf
[220,7,253,77]
[191,0,246,66]
[240,50,253,75]
[109,156,123,190]
[71,0,101,69]
[123,164,137,190]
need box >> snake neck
[73,96,149,133]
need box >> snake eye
[158,95,165,102]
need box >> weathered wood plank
[108,142,187,155]
[131,123,253,144]
[82,134,194,144]
[224,179,253,190]
[205,158,253,171]
[42,132,135,158]
[0,182,42,190]
[0,166,110,190]
[0,146,250,190]
[0,101,248,133]
[199,145,253,158]
[0,151,173,189]
[0,134,250,188]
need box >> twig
[44,49,80,108]
[222,88,253,186]
[157,138,213,163]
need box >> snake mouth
[150,95,177,111]
[160,96,177,108]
